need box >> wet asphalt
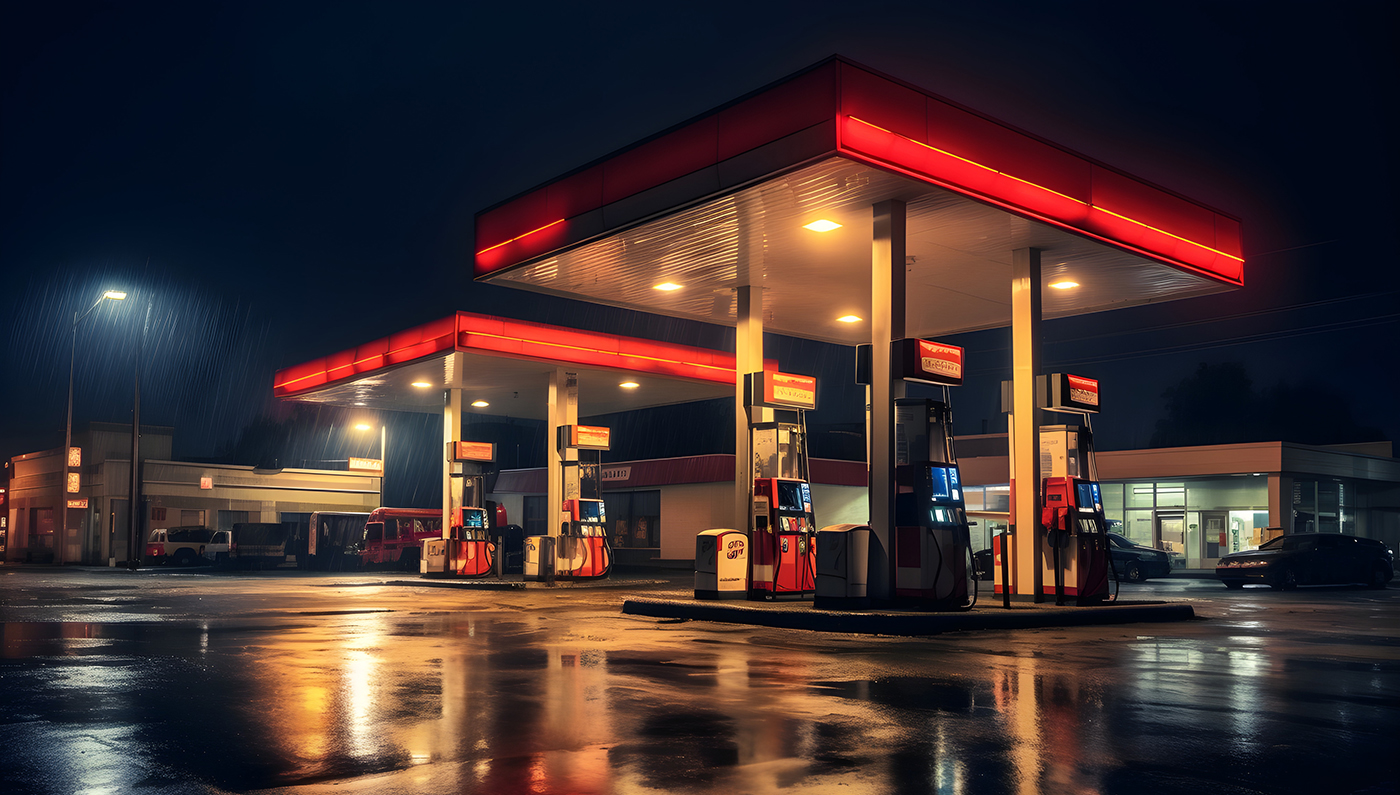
[1,567,1396,795]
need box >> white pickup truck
[146,527,228,566]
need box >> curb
[622,598,1195,636]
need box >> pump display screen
[577,500,604,523]
[776,481,810,513]
[461,509,486,529]
[1076,482,1102,512]
[926,465,963,506]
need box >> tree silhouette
[1151,362,1384,447]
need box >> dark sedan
[1107,533,1172,582]
[1216,532,1394,590]
[971,532,1170,582]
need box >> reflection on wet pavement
[0,574,1397,794]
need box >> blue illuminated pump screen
[777,481,806,512]
[578,500,604,523]
[1076,482,1102,512]
[462,509,485,529]
[928,466,963,505]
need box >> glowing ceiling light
[1049,281,1079,290]
[103,290,127,300]
[354,423,372,431]
[471,400,490,408]
[411,381,432,388]
[804,219,842,232]
[837,315,862,323]
[619,382,640,389]
[653,282,683,291]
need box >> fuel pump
[435,441,498,578]
[556,425,613,581]
[892,397,975,609]
[749,420,817,599]
[1039,424,1110,604]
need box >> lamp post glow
[356,423,387,507]
[63,290,125,566]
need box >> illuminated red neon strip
[475,219,565,256]
[842,116,1243,266]
[275,313,768,396]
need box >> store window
[603,490,661,549]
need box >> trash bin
[815,524,871,609]
[524,535,555,582]
[695,528,748,599]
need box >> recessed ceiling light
[804,219,842,233]
[1050,281,1079,290]
[653,282,683,291]
[354,423,372,430]
[411,381,432,388]
[471,400,489,408]
[837,315,862,323]
[619,382,640,389]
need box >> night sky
[3,2,1396,504]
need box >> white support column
[442,386,462,537]
[1010,247,1044,600]
[548,368,578,539]
[734,285,764,533]
[869,199,906,602]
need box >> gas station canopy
[475,57,1244,342]
[272,312,766,418]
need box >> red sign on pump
[558,425,611,451]
[749,371,818,410]
[911,340,964,386]
[1067,375,1099,408]
[450,441,496,462]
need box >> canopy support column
[734,286,766,533]
[442,385,461,536]
[548,368,578,540]
[1010,247,1045,601]
[869,199,907,602]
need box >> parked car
[972,533,1169,582]
[146,526,225,566]
[1217,533,1393,590]
[1107,533,1172,582]
[204,523,291,569]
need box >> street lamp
[356,422,387,507]
[63,290,126,566]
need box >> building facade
[4,423,382,565]
[488,440,1399,569]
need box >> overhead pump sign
[749,371,818,410]
[449,441,496,462]
[1046,373,1100,414]
[905,339,964,386]
[559,425,611,451]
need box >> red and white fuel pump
[993,373,1111,604]
[746,372,819,600]
[554,425,612,581]
[423,440,499,578]
[1038,422,1111,604]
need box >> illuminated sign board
[348,457,385,473]
[200,477,213,490]
[449,441,496,462]
[897,339,964,386]
[67,499,88,509]
[1047,373,1100,414]
[67,472,81,493]
[748,371,817,410]
[559,425,611,451]
[68,447,82,467]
